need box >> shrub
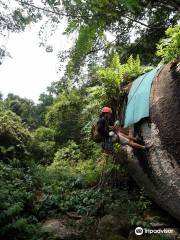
[54,140,84,163]
[0,110,31,163]
[32,127,56,164]
[50,150,118,187]
[0,162,40,239]
[58,189,110,216]
[75,159,102,185]
[97,54,142,97]
[45,90,82,144]
[156,25,180,63]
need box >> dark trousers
[102,137,114,153]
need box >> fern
[156,25,180,63]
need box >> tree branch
[15,0,89,18]
[123,15,152,29]
[15,0,163,30]
[156,0,180,12]
[120,14,163,29]
[86,39,116,56]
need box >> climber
[96,106,114,154]
[95,106,146,154]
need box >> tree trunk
[118,62,180,222]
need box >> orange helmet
[101,107,112,114]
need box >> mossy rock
[42,218,82,239]
[97,215,129,240]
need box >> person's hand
[109,131,115,137]
[112,125,118,132]
[114,120,120,126]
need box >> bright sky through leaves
[0,19,70,103]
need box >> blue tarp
[124,67,160,127]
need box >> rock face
[119,62,180,222]
[97,214,128,240]
[42,218,81,239]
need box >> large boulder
[42,218,81,239]
[97,214,129,240]
[118,62,180,222]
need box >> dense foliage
[156,25,180,63]
[0,110,31,163]
[0,163,41,240]
[4,94,38,129]
[1,1,179,74]
[32,127,56,164]
[61,0,179,77]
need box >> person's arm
[113,125,129,135]
[119,132,137,141]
